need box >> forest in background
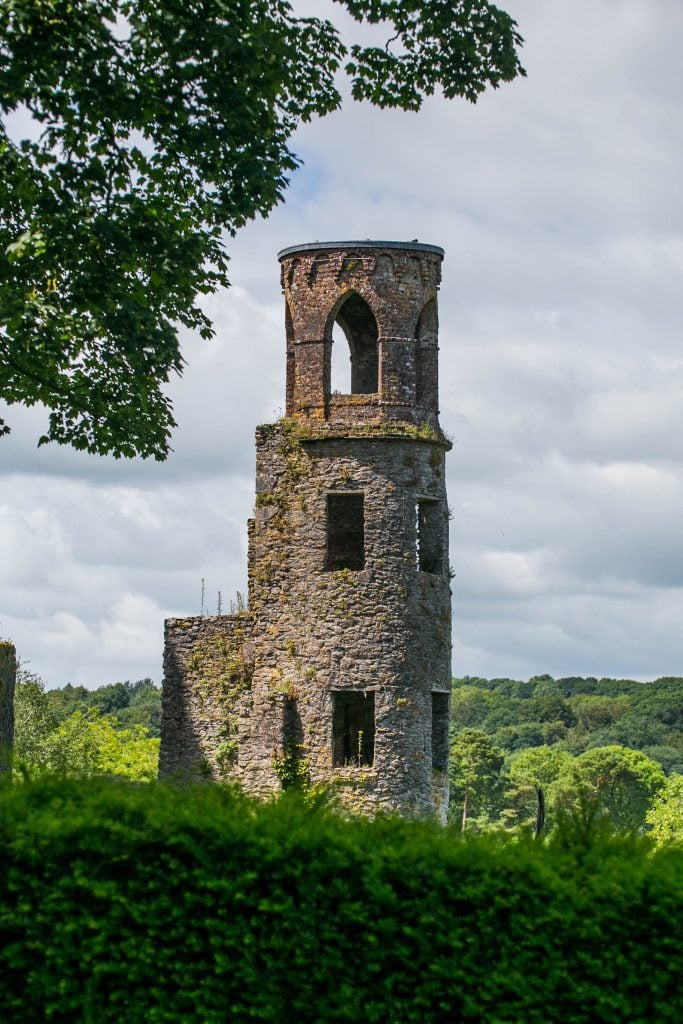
[453,674,683,769]
[449,675,683,839]
[11,672,683,842]
[13,673,160,782]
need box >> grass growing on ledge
[256,417,453,447]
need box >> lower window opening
[431,692,450,771]
[326,493,365,571]
[333,691,375,767]
[416,500,443,574]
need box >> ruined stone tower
[160,241,452,818]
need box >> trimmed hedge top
[1,778,682,1024]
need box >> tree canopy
[0,0,524,458]
[12,671,160,780]
[450,727,504,831]
[448,675,683,837]
[646,774,683,844]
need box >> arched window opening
[331,320,352,394]
[285,300,295,413]
[415,298,438,406]
[415,298,438,345]
[331,293,379,395]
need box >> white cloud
[0,473,252,683]
[2,0,683,685]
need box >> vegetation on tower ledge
[256,417,452,447]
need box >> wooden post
[0,641,16,774]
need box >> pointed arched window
[285,300,295,414]
[415,298,438,407]
[330,293,379,395]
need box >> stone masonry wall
[247,421,452,817]
[161,422,452,813]
[159,615,255,781]
[281,243,442,428]
[160,241,452,819]
[0,641,16,774]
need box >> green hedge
[0,779,682,1023]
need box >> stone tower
[160,241,452,818]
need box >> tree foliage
[44,677,161,735]
[566,745,666,832]
[13,672,159,780]
[46,711,159,780]
[12,671,59,772]
[502,745,574,832]
[0,0,524,458]
[450,727,503,831]
[450,675,683,836]
[646,774,683,844]
[452,674,683,768]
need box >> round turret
[278,241,444,431]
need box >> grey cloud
[2,0,683,686]
[455,583,683,681]
[0,474,252,683]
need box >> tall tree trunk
[534,786,545,838]
[461,785,469,833]
[0,641,16,774]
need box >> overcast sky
[2,0,682,687]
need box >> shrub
[0,778,682,1023]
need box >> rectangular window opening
[326,493,365,571]
[333,691,375,767]
[431,692,450,771]
[416,500,443,574]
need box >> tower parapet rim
[278,240,444,260]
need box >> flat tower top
[277,240,444,260]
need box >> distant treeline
[10,672,683,841]
[452,674,683,772]
[449,675,683,838]
[13,673,161,781]
[36,677,162,736]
